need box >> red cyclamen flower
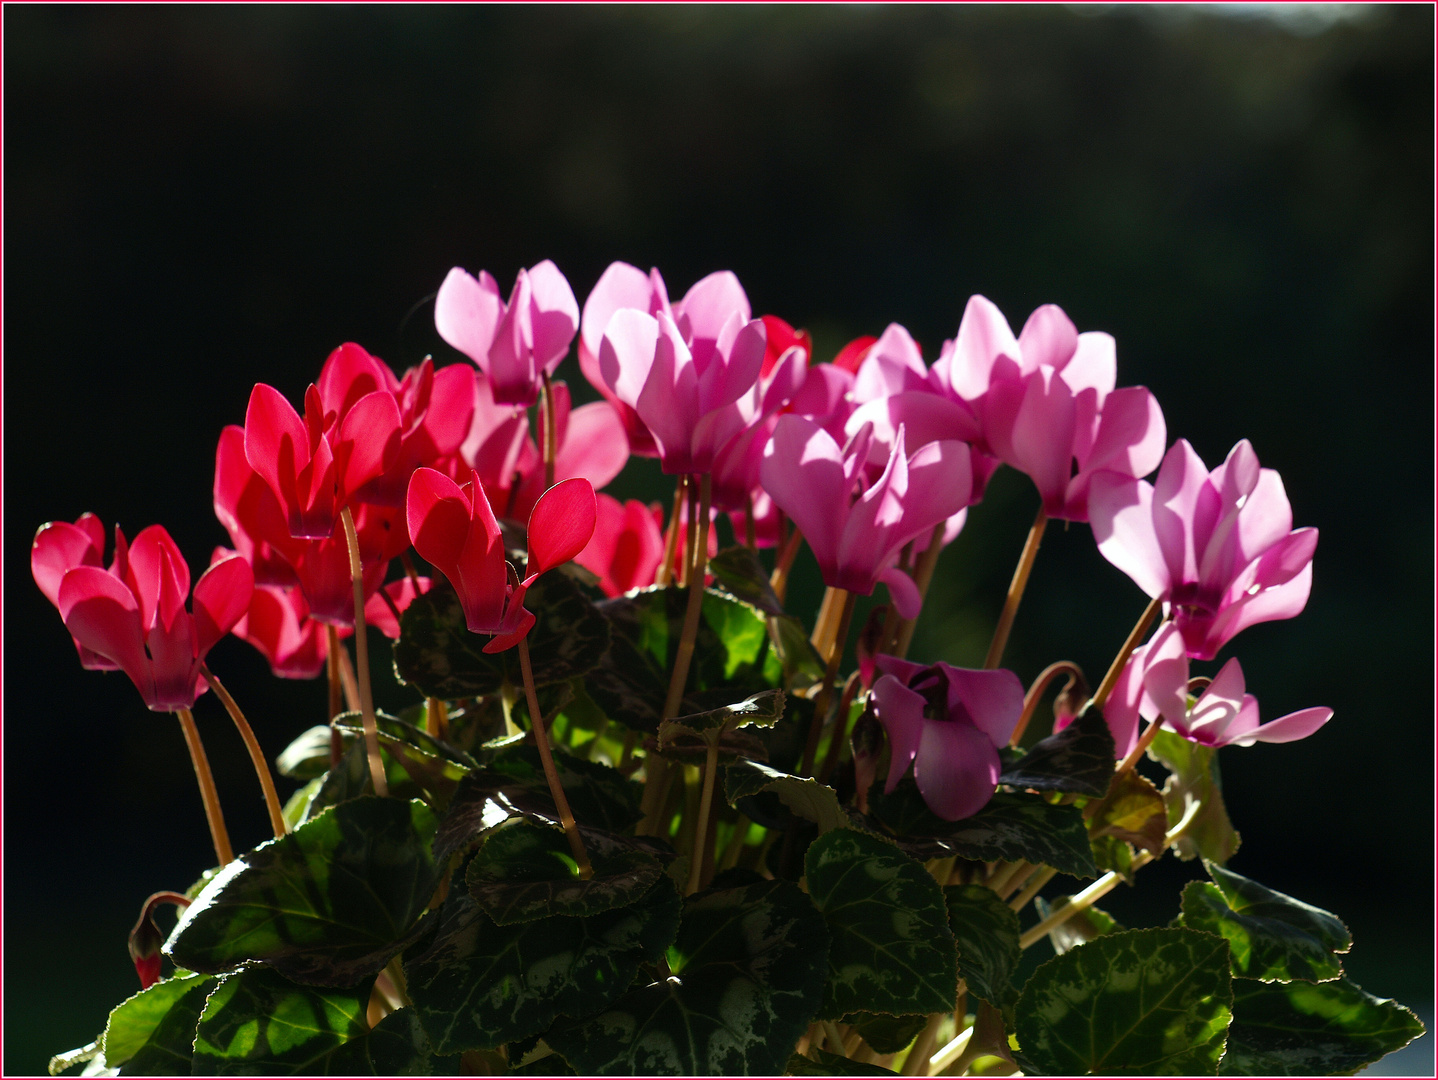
[407,469,596,652]
[56,526,253,711]
[575,494,666,597]
[32,512,128,670]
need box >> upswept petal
[675,270,751,349]
[406,468,473,573]
[317,342,391,421]
[32,521,103,607]
[127,526,190,634]
[1017,304,1078,375]
[789,363,856,440]
[1183,657,1247,741]
[1059,331,1117,397]
[1234,468,1294,567]
[845,392,983,471]
[524,259,580,373]
[947,666,1024,749]
[525,478,598,581]
[760,415,847,573]
[598,308,661,410]
[1234,706,1333,747]
[697,313,766,414]
[1007,368,1076,511]
[915,720,1002,821]
[758,346,808,417]
[1137,624,1190,730]
[581,261,656,360]
[1098,643,1149,758]
[948,295,1019,403]
[462,371,529,491]
[1198,563,1313,660]
[552,401,630,492]
[335,389,402,499]
[895,439,973,547]
[851,323,929,403]
[634,315,701,472]
[1211,439,1262,508]
[487,269,539,406]
[1081,385,1165,479]
[1089,473,1170,599]
[244,383,309,513]
[435,266,505,366]
[836,428,909,586]
[192,554,255,659]
[1152,441,1215,591]
[59,566,153,701]
[423,363,481,457]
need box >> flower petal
[192,554,256,659]
[435,266,504,366]
[525,259,580,373]
[914,720,1001,821]
[525,477,598,579]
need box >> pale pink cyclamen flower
[934,296,1166,522]
[870,656,1025,821]
[759,415,972,618]
[435,261,581,408]
[1091,623,1331,752]
[1088,439,1317,660]
[55,526,253,711]
[598,271,772,476]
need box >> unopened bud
[855,605,890,690]
[128,891,191,990]
[1053,669,1091,727]
[850,707,887,814]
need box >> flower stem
[1008,865,1058,912]
[687,733,722,895]
[1010,661,1087,747]
[983,506,1048,669]
[744,493,756,550]
[655,476,687,588]
[540,371,558,491]
[174,707,234,866]
[894,521,949,660]
[680,472,701,587]
[1092,595,1163,710]
[518,636,592,878]
[663,473,711,723]
[200,663,287,839]
[817,670,864,785]
[325,625,344,766]
[770,523,804,604]
[339,505,389,798]
[801,589,856,777]
[426,697,449,741]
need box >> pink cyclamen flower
[577,261,674,456]
[596,268,771,475]
[575,494,667,597]
[435,261,580,408]
[499,381,630,523]
[56,526,253,711]
[229,579,339,680]
[1088,439,1318,660]
[1100,624,1331,750]
[870,656,1025,821]
[938,297,1166,522]
[759,415,972,618]
[407,469,596,652]
[243,376,402,540]
[32,512,127,670]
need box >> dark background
[4,6,1432,1074]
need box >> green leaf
[332,711,476,804]
[190,967,374,1074]
[464,820,663,924]
[999,705,1116,797]
[546,879,829,1075]
[1148,728,1240,864]
[100,972,213,1074]
[707,545,785,614]
[766,612,827,691]
[587,587,774,733]
[944,885,1022,1007]
[405,876,682,1055]
[724,759,849,833]
[1087,769,1168,881]
[277,725,339,780]
[1179,863,1350,983]
[1220,978,1426,1075]
[842,1011,929,1054]
[394,572,611,698]
[1016,927,1233,1075]
[366,1009,432,1076]
[806,828,959,1019]
[303,715,440,820]
[658,688,786,740]
[786,1048,902,1075]
[870,783,1099,880]
[166,797,441,987]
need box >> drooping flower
[759,415,972,617]
[407,469,596,651]
[1088,439,1317,660]
[32,512,127,670]
[575,494,666,597]
[435,261,580,408]
[56,526,253,711]
[243,377,402,540]
[937,297,1166,522]
[1099,624,1331,750]
[870,656,1025,820]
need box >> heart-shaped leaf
[944,884,1022,1008]
[100,972,215,1074]
[724,759,849,834]
[1016,927,1232,1075]
[545,879,829,1075]
[166,797,440,987]
[999,705,1116,796]
[1180,863,1350,983]
[405,876,682,1055]
[805,828,959,1019]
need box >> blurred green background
[5,5,1432,1074]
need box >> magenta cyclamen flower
[759,415,972,617]
[56,527,254,711]
[435,261,580,408]
[1089,439,1318,660]
[32,512,126,671]
[1101,624,1331,750]
[870,656,1025,821]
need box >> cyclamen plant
[40,263,1423,1079]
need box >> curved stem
[687,735,722,895]
[1011,661,1087,747]
[984,507,1048,669]
[201,664,287,839]
[893,521,948,660]
[174,708,234,866]
[540,371,558,491]
[518,636,592,878]
[663,474,711,722]
[1115,714,1164,777]
[655,475,686,588]
[340,505,389,798]
[1092,595,1163,710]
[800,589,856,778]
